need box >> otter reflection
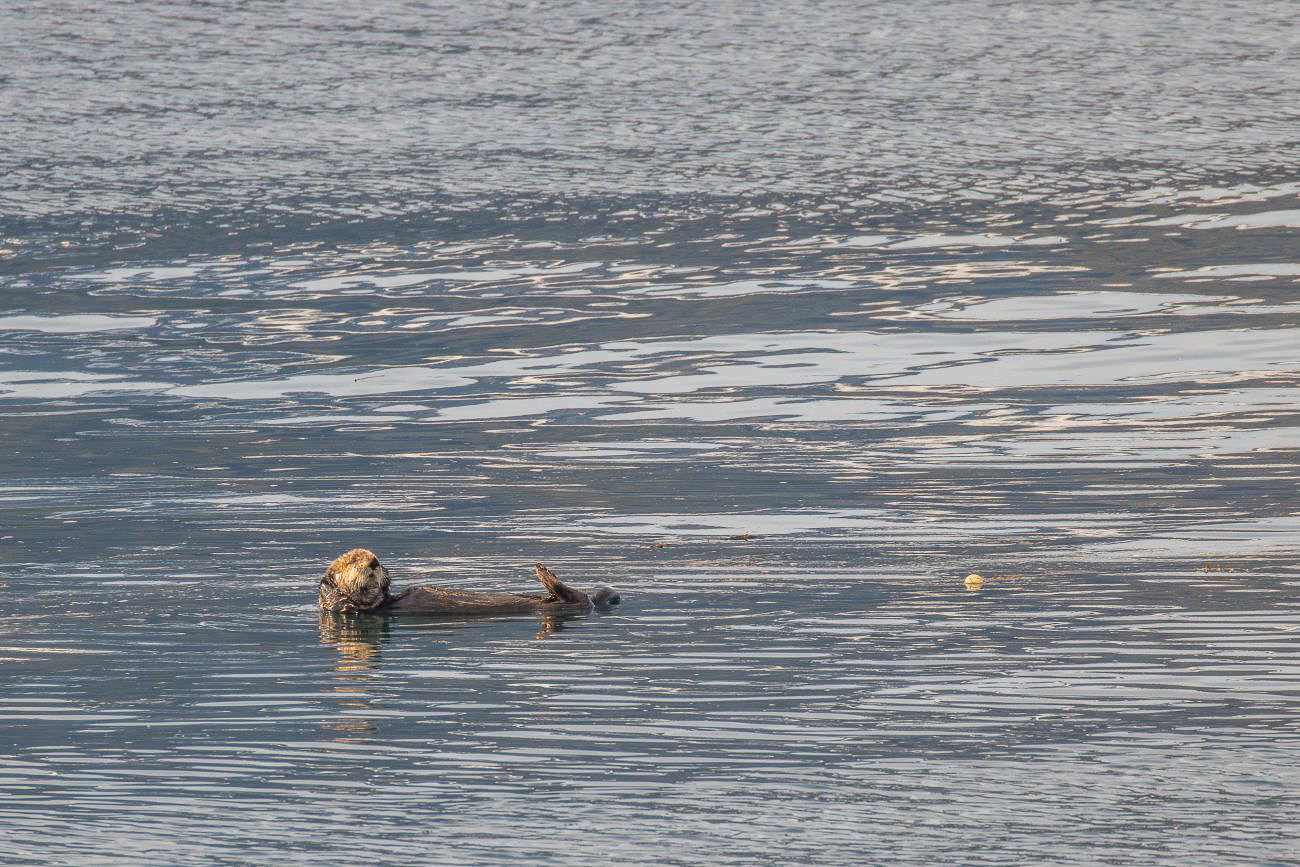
[318,613,390,741]
[536,611,584,640]
[319,611,391,673]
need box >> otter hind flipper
[534,563,588,605]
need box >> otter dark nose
[591,587,620,607]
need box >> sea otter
[318,548,620,616]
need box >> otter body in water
[318,549,619,616]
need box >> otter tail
[534,563,589,605]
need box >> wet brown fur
[318,549,614,615]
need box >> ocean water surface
[4,1,1300,863]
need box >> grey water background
[4,0,1300,863]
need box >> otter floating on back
[318,549,620,616]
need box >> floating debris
[964,573,984,590]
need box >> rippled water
[5,1,1300,863]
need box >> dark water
[4,1,1300,863]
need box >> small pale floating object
[964,573,984,590]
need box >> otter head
[590,586,621,608]
[319,548,391,614]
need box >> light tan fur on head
[320,548,391,612]
[328,548,386,595]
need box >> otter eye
[368,559,380,570]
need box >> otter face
[320,548,391,613]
